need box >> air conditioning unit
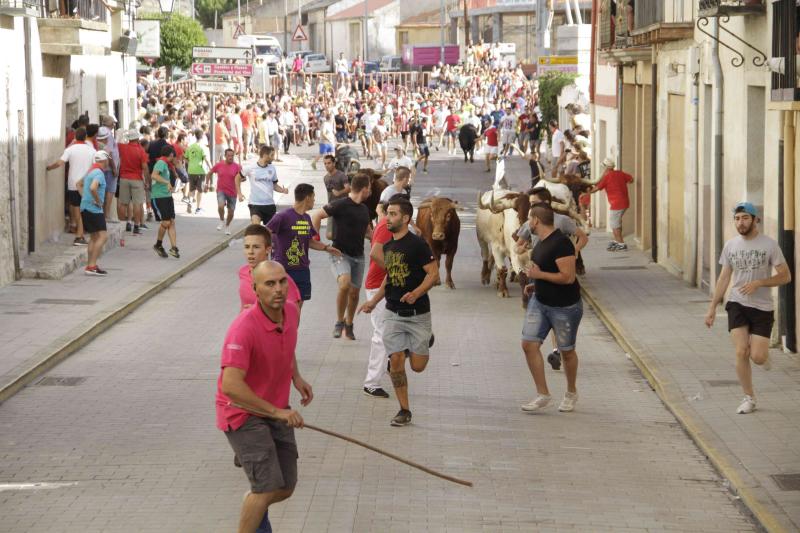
[118,33,138,55]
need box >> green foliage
[139,13,207,73]
[537,71,579,127]
[194,0,237,29]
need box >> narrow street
[0,149,756,532]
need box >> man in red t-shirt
[240,104,254,155]
[117,129,149,234]
[482,123,499,173]
[444,110,461,155]
[591,157,634,251]
[216,260,313,533]
[206,148,243,235]
[361,204,393,398]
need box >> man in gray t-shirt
[705,202,791,415]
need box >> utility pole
[463,0,470,47]
[284,0,288,51]
[439,0,445,64]
[363,0,368,60]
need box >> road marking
[0,482,78,492]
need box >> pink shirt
[238,264,301,311]
[215,302,299,431]
[211,161,242,196]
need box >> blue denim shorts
[521,297,583,351]
[330,253,365,288]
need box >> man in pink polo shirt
[217,260,313,533]
[207,148,243,235]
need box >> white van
[237,34,283,72]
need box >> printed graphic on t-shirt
[286,237,305,266]
[385,251,410,287]
[728,249,768,272]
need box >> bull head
[490,190,519,214]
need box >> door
[668,94,686,269]
[349,22,361,59]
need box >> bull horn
[488,189,506,214]
[539,174,563,185]
[477,191,490,210]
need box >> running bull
[458,124,479,164]
[417,197,461,289]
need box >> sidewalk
[580,236,800,533]
[0,152,319,402]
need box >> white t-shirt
[297,107,309,126]
[364,112,380,131]
[388,155,413,171]
[321,121,335,144]
[720,233,786,312]
[242,162,279,206]
[228,114,242,140]
[336,58,348,73]
[551,129,565,158]
[61,142,96,191]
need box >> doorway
[667,93,686,270]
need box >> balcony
[630,0,694,46]
[698,0,765,18]
[0,0,42,16]
[770,0,800,103]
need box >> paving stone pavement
[580,238,800,532]
[0,147,758,532]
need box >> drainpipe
[711,19,723,279]
[780,111,796,352]
[24,17,37,259]
[6,80,20,279]
[689,46,699,285]
[650,49,657,262]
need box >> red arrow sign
[191,63,254,77]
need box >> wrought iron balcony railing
[771,0,800,101]
[699,0,765,17]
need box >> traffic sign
[292,24,308,42]
[192,46,253,61]
[195,80,246,94]
[191,62,254,77]
[233,23,246,40]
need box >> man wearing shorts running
[520,203,583,414]
[150,145,180,259]
[268,183,342,311]
[217,260,313,533]
[410,117,430,174]
[705,202,791,414]
[311,113,335,170]
[241,145,288,226]
[358,196,438,426]
[208,148,243,235]
[185,130,209,214]
[312,173,373,340]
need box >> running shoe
[84,265,108,276]
[216,223,224,231]
[521,394,551,412]
[225,228,232,236]
[169,247,180,259]
[73,237,88,246]
[363,387,389,398]
[132,225,142,236]
[558,391,578,412]
[256,510,272,533]
[194,208,203,215]
[547,349,562,371]
[613,243,628,251]
[344,323,355,340]
[181,196,191,205]
[125,222,132,232]
[390,409,412,426]
[737,395,756,414]
[332,321,345,338]
[153,244,168,258]
[606,241,618,251]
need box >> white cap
[97,126,111,139]
[602,157,615,169]
[94,150,111,162]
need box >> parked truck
[401,44,460,68]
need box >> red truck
[402,44,460,68]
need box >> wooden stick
[229,402,473,488]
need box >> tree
[139,13,207,78]
[195,0,237,29]
[537,72,579,126]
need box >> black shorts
[726,301,774,338]
[67,190,81,207]
[225,416,298,493]
[189,174,204,193]
[287,268,312,301]
[150,197,175,221]
[249,204,277,224]
[80,210,106,234]
[418,143,430,157]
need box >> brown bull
[416,197,461,289]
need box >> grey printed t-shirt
[720,234,785,311]
[517,213,578,248]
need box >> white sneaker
[521,394,551,412]
[225,227,232,236]
[606,241,618,251]
[558,391,578,412]
[216,223,223,231]
[761,353,772,371]
[737,395,756,414]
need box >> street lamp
[159,0,175,15]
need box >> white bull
[475,189,531,297]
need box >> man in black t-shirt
[313,173,373,341]
[358,196,438,427]
[520,203,583,414]
[410,117,430,174]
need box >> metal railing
[599,0,615,49]
[698,0,765,15]
[771,0,798,101]
[633,0,689,28]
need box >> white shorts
[609,208,626,230]
[486,145,498,156]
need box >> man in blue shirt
[77,151,110,276]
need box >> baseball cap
[97,126,111,139]
[733,202,757,217]
[94,150,111,162]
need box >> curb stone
[0,226,247,404]
[581,286,788,533]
